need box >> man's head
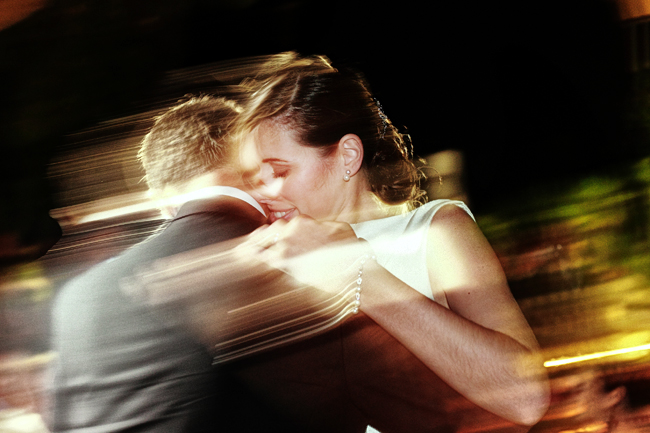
[139,95,242,195]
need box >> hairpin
[373,97,389,139]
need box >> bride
[238,52,550,429]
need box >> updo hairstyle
[238,52,426,208]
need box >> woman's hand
[245,215,372,293]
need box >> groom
[48,95,273,432]
[50,95,528,433]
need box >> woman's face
[241,122,347,223]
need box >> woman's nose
[258,178,283,199]
[250,171,282,199]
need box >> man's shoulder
[54,255,124,309]
[166,198,264,246]
[52,198,262,312]
[174,196,266,228]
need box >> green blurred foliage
[478,156,650,296]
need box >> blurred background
[2,0,650,431]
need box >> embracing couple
[48,53,550,433]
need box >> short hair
[237,52,426,208]
[138,95,241,191]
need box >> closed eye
[272,169,288,178]
[268,162,289,179]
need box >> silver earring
[343,170,351,182]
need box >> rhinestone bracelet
[352,253,376,314]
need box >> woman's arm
[359,205,550,425]
[252,210,550,426]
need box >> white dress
[350,199,474,433]
[351,199,474,300]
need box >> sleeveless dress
[351,199,474,301]
[351,199,474,433]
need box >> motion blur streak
[120,237,364,364]
[545,343,650,367]
[3,52,650,431]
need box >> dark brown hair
[238,53,426,208]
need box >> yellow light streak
[558,421,608,433]
[544,343,650,367]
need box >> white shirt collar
[167,186,266,216]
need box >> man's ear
[338,134,364,176]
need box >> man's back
[49,197,264,432]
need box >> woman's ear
[338,134,364,176]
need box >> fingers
[256,244,285,271]
[247,216,360,268]
[249,232,279,251]
[246,219,288,249]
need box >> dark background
[1,0,647,263]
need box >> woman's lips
[269,209,296,222]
